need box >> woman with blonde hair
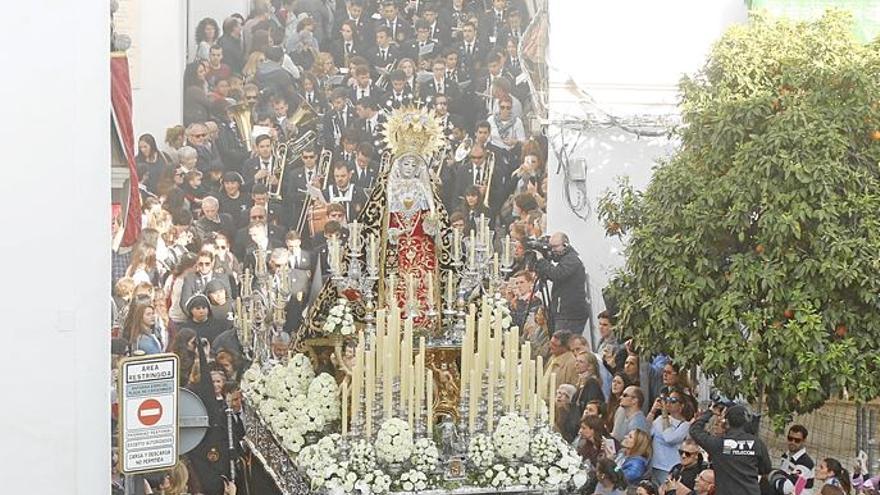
[157,461,190,495]
[163,125,186,165]
[241,50,265,83]
[311,52,339,88]
[617,429,652,486]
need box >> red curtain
[111,53,142,247]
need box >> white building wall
[546,1,748,343]
[0,2,110,493]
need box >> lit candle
[453,228,461,260]
[365,349,374,437]
[503,235,511,267]
[426,370,434,436]
[548,372,557,428]
[342,380,349,435]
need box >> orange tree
[598,11,880,427]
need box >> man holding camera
[689,404,772,495]
[533,232,588,334]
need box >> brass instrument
[295,149,334,237]
[454,137,473,162]
[480,151,495,209]
[289,99,319,130]
[270,130,318,201]
[228,103,254,152]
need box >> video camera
[709,390,761,435]
[524,235,553,257]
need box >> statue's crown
[382,106,445,157]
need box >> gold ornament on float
[382,105,446,157]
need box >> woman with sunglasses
[650,387,694,485]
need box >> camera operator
[532,232,588,334]
[689,404,771,495]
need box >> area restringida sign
[118,353,179,474]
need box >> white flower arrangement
[467,433,496,470]
[529,428,559,465]
[488,293,517,334]
[374,418,414,464]
[492,413,531,461]
[297,444,337,489]
[348,439,377,476]
[514,463,546,487]
[308,372,341,421]
[478,464,518,488]
[323,461,359,495]
[322,298,356,336]
[396,469,429,492]
[354,469,392,494]
[410,438,440,473]
[241,364,264,397]
[299,402,327,433]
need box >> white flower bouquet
[298,401,327,433]
[374,418,414,464]
[308,372,341,421]
[514,463,546,487]
[322,298,356,336]
[354,469,392,494]
[323,462,359,494]
[488,293,517,333]
[492,413,530,461]
[241,364,264,398]
[297,443,336,488]
[396,469,429,492]
[467,433,496,470]
[284,353,315,394]
[529,428,559,465]
[348,439,377,476]
[410,438,440,473]
[478,464,517,488]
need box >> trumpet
[269,130,318,201]
[478,151,495,209]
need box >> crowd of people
[108,1,877,494]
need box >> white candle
[536,355,544,399]
[350,221,359,251]
[415,353,424,431]
[388,273,397,307]
[469,360,479,433]
[487,359,495,432]
[366,349,374,437]
[478,214,486,243]
[445,272,454,307]
[548,372,557,428]
[493,253,499,279]
[369,234,377,269]
[384,350,393,419]
[408,362,415,428]
[426,271,434,302]
[407,272,415,308]
[342,380,349,435]
[426,369,434,436]
[453,227,461,260]
[468,230,476,268]
[503,235,511,266]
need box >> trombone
[269,130,318,202]
[295,149,334,236]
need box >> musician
[439,0,476,44]
[324,161,368,222]
[502,36,530,104]
[476,52,508,115]
[419,58,461,107]
[488,95,526,152]
[270,96,291,138]
[283,146,324,231]
[456,22,486,82]
[285,231,315,273]
[299,73,327,114]
[241,220,285,272]
[370,26,401,76]
[444,49,463,84]
[383,70,414,111]
[422,3,452,48]
[336,129,361,170]
[218,172,250,228]
[500,8,525,50]
[375,1,413,45]
[474,119,511,181]
[330,20,364,68]
[479,0,515,50]
[215,101,249,174]
[350,65,381,102]
[402,20,440,61]
[335,0,374,50]
[354,96,386,148]
[453,144,504,215]
[353,143,379,191]
[431,94,457,143]
[241,134,277,194]
[320,87,357,148]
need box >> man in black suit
[439,0,475,45]
[282,146,325,232]
[456,22,486,83]
[402,20,440,61]
[431,94,458,143]
[453,143,504,215]
[233,203,285,259]
[335,129,361,171]
[241,134,278,194]
[321,87,357,148]
[382,70,414,112]
[335,0,374,50]
[352,143,379,192]
[422,3,452,48]
[369,26,401,76]
[179,250,234,314]
[375,1,413,45]
[419,58,461,108]
[479,0,515,50]
[324,161,368,222]
[329,19,364,67]
[353,96,386,149]
[241,220,286,272]
[350,65,382,102]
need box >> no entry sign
[119,354,179,474]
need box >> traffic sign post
[118,353,179,474]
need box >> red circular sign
[138,399,163,426]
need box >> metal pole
[857,406,867,463]
[226,404,237,482]
[868,407,879,475]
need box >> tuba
[288,99,319,130]
[228,103,254,152]
[269,130,318,201]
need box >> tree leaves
[598,10,880,426]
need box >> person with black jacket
[187,339,232,495]
[689,404,771,495]
[534,232,588,333]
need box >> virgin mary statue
[299,106,454,339]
